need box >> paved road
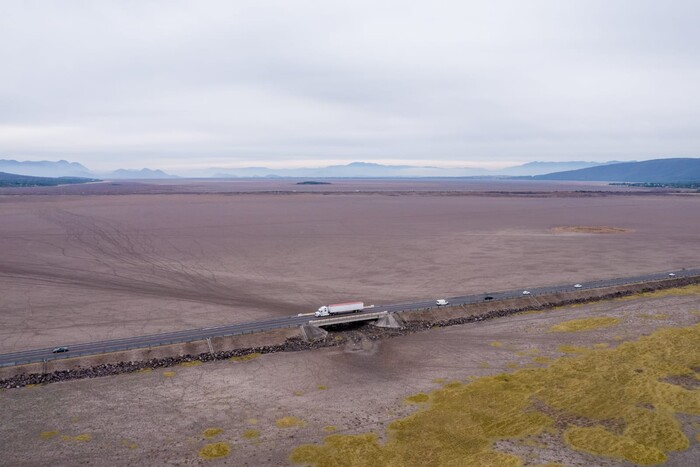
[1,267,698,368]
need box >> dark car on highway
[52,346,69,353]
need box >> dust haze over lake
[1,179,699,352]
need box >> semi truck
[315,301,364,317]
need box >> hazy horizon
[2,1,699,172]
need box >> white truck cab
[436,299,448,306]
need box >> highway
[1,267,699,368]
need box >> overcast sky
[1,0,699,172]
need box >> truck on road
[315,301,364,317]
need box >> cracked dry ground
[1,286,699,466]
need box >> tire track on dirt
[0,209,293,310]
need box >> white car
[574,284,583,288]
[522,290,531,295]
[436,299,449,306]
[668,273,676,277]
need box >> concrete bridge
[301,311,404,342]
[309,310,394,327]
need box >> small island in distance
[296,181,332,185]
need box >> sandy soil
[0,290,698,466]
[1,180,699,352]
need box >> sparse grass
[323,426,337,433]
[203,428,223,439]
[242,429,260,439]
[557,345,588,354]
[618,284,700,301]
[276,416,304,428]
[198,442,231,459]
[404,393,429,404]
[40,431,58,439]
[532,356,553,365]
[179,360,201,367]
[121,439,137,449]
[290,324,700,466]
[60,433,91,442]
[550,317,620,332]
[317,385,328,390]
[229,352,261,362]
[246,418,258,425]
[490,341,503,347]
[163,371,175,377]
[431,378,446,384]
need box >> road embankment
[2,275,699,388]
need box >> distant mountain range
[1,157,697,182]
[0,171,98,187]
[534,158,700,183]
[211,160,613,178]
[109,168,174,179]
[0,159,94,178]
[0,158,609,179]
[0,159,177,179]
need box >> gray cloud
[1,0,698,172]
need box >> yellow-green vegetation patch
[594,343,609,349]
[490,341,503,347]
[40,430,58,439]
[478,361,492,369]
[532,356,553,365]
[276,416,305,428]
[61,433,91,442]
[404,393,429,404]
[203,428,224,439]
[290,324,700,466]
[246,418,258,425]
[242,429,260,439]
[198,442,231,459]
[623,284,700,300]
[431,378,446,384]
[179,360,201,367]
[323,426,337,433]
[163,371,175,377]
[136,367,152,373]
[557,345,589,354]
[515,348,539,357]
[317,385,328,390]
[229,352,261,362]
[506,362,521,369]
[293,390,304,396]
[25,383,40,389]
[550,317,620,332]
[121,439,137,449]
